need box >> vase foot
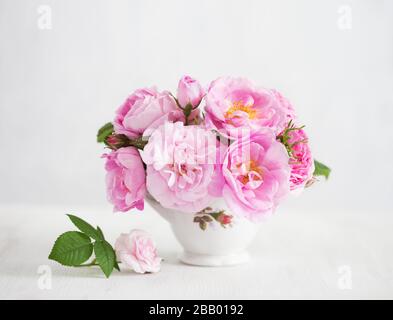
[178,251,250,267]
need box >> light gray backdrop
[0,0,392,214]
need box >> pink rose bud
[115,230,162,274]
[106,134,119,146]
[218,214,233,225]
[105,133,129,150]
[177,75,205,108]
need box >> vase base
[178,251,250,267]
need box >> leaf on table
[67,214,103,241]
[113,259,120,272]
[94,240,116,278]
[48,231,93,266]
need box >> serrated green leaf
[114,259,120,272]
[96,226,105,240]
[49,231,93,266]
[67,214,103,240]
[314,159,331,179]
[97,122,113,143]
[94,240,116,278]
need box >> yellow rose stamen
[239,160,263,185]
[225,101,257,120]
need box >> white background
[0,0,392,299]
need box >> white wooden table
[1,203,392,299]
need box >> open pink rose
[141,122,217,213]
[286,128,314,191]
[219,129,290,221]
[115,230,161,274]
[114,88,184,138]
[205,77,287,138]
[271,89,297,123]
[177,75,205,108]
[103,147,146,212]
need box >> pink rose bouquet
[48,75,331,278]
[98,75,330,219]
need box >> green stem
[183,104,193,126]
[128,137,148,150]
[169,92,182,109]
[74,262,100,268]
[209,212,221,221]
[74,260,121,268]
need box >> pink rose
[115,230,161,274]
[217,213,232,225]
[219,129,290,221]
[103,147,146,212]
[205,77,287,138]
[141,122,217,213]
[177,75,205,108]
[271,89,297,123]
[286,128,314,191]
[114,88,184,138]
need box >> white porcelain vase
[146,196,260,267]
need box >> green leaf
[314,160,331,179]
[49,231,93,266]
[97,122,113,143]
[114,259,120,272]
[94,240,116,278]
[96,226,105,240]
[67,214,103,240]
